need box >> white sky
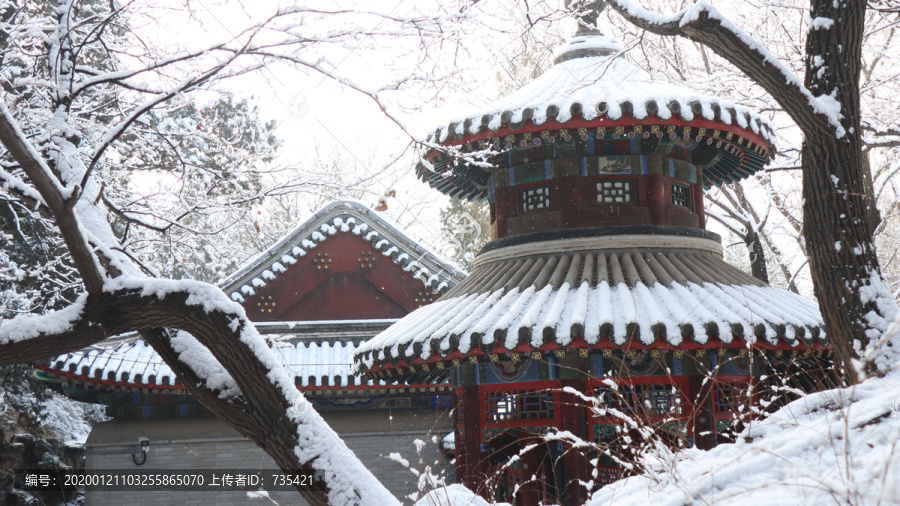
[126,0,574,259]
[135,0,497,252]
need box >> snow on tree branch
[0,99,109,293]
[862,119,900,148]
[604,0,846,138]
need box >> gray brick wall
[84,411,455,505]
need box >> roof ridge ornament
[571,0,605,37]
[555,0,622,63]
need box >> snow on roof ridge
[42,320,449,389]
[552,34,624,62]
[352,248,826,372]
[430,44,775,147]
[217,200,466,303]
[353,279,825,372]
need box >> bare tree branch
[605,0,832,136]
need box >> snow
[0,293,87,345]
[0,165,48,209]
[413,484,495,506]
[32,198,464,502]
[354,248,825,370]
[221,201,464,303]
[30,394,107,444]
[44,320,420,391]
[0,102,71,204]
[606,0,848,138]
[858,269,900,374]
[587,318,900,505]
[246,489,271,500]
[171,330,242,398]
[432,32,775,145]
[387,452,410,468]
[552,35,624,60]
[441,432,454,450]
[808,16,835,31]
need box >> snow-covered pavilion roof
[221,200,466,302]
[37,320,450,392]
[417,35,775,200]
[432,37,774,145]
[353,231,826,375]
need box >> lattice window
[596,385,637,414]
[484,389,554,422]
[671,184,691,208]
[596,181,632,204]
[646,386,679,415]
[713,383,749,414]
[595,383,682,416]
[520,186,550,211]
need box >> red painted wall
[242,233,439,322]
[492,175,703,239]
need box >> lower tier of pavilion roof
[36,319,450,394]
[353,228,826,374]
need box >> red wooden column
[516,437,545,506]
[691,180,706,228]
[452,388,466,486]
[460,385,488,498]
[558,379,590,505]
[646,174,667,225]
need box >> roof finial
[570,0,606,37]
[554,0,620,63]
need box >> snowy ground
[415,484,499,506]
[588,365,900,505]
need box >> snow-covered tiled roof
[417,35,774,200]
[219,200,466,303]
[431,35,774,145]
[353,233,826,373]
[38,320,449,390]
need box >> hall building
[36,200,464,505]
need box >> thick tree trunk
[801,137,881,384]
[138,326,329,506]
[801,0,888,384]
